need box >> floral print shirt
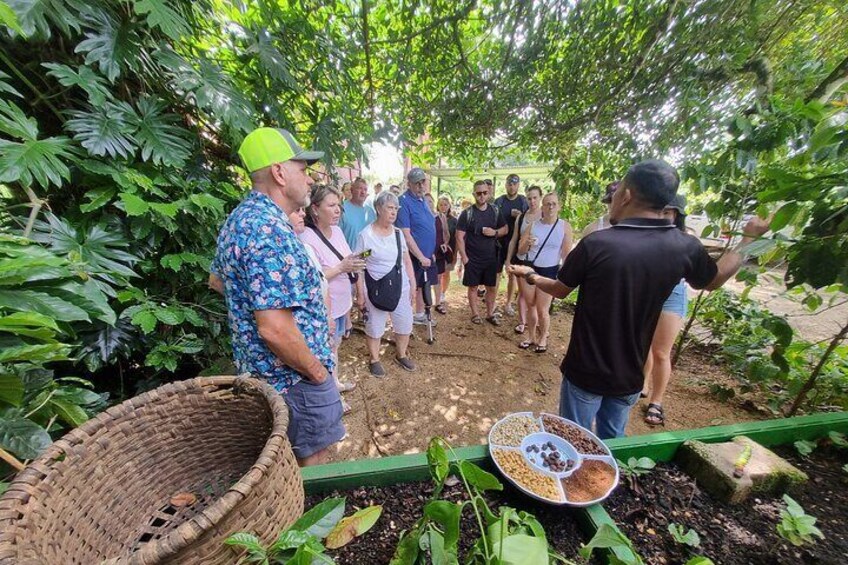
[212,191,333,392]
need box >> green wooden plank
[606,411,848,462]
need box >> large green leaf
[0,373,24,406]
[49,397,88,427]
[118,192,150,216]
[491,534,549,565]
[132,0,188,41]
[0,415,51,459]
[0,137,75,189]
[66,102,137,158]
[289,497,346,539]
[74,8,132,82]
[0,289,90,322]
[129,96,192,167]
[424,500,461,551]
[0,0,24,35]
[43,62,111,106]
[6,0,82,38]
[0,99,38,139]
[0,343,69,363]
[0,312,59,340]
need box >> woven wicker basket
[0,376,304,564]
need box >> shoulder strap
[531,219,559,265]
[393,228,402,269]
[308,225,344,261]
[517,211,525,234]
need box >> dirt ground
[326,283,762,463]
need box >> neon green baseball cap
[237,127,324,172]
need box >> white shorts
[364,282,413,338]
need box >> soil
[305,479,587,564]
[328,284,762,463]
[604,446,848,564]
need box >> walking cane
[421,266,435,345]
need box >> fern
[6,0,82,39]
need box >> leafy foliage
[225,496,381,563]
[390,437,573,564]
[776,495,825,546]
[667,523,701,548]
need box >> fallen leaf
[170,492,197,507]
[325,505,383,549]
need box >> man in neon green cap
[210,128,345,466]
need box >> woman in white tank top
[506,186,543,335]
[515,192,572,353]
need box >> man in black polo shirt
[457,180,508,325]
[509,160,768,438]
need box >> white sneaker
[504,304,516,317]
[413,313,437,326]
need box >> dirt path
[327,285,760,463]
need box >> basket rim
[0,375,291,561]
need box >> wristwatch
[526,273,537,286]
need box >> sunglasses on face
[475,191,488,196]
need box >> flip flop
[518,341,534,350]
[514,323,526,334]
[471,315,483,325]
[534,344,547,353]
[435,303,447,315]
[485,316,501,327]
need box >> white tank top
[527,219,565,268]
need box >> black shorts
[533,264,560,279]
[462,260,498,288]
[411,256,438,288]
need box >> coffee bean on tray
[541,415,607,455]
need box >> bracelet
[526,273,537,286]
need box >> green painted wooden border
[302,412,848,563]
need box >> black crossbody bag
[364,229,403,312]
[307,225,358,283]
[529,219,559,268]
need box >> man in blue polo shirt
[397,167,438,326]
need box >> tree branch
[360,0,376,123]
[805,54,848,103]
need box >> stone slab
[675,435,808,504]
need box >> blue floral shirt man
[212,191,334,392]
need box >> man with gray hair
[397,167,438,326]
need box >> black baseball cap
[507,174,520,184]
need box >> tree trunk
[805,55,848,103]
[672,289,707,366]
[786,319,848,416]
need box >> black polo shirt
[457,204,506,264]
[557,217,718,396]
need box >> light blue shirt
[340,200,376,249]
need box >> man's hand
[742,216,770,242]
[419,256,432,268]
[308,367,329,384]
[481,227,496,237]
[508,265,534,278]
[461,255,469,266]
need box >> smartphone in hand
[358,249,373,259]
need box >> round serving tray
[487,411,620,507]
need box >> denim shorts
[283,376,345,459]
[332,314,347,346]
[662,280,688,318]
